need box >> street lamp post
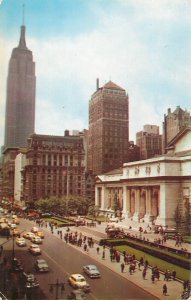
[49,279,65,300]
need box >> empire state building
[4,24,36,149]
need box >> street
[1,217,157,299]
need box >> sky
[0,0,191,148]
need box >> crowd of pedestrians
[30,217,190,299]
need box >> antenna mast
[22,3,25,26]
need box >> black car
[21,272,39,289]
[11,257,24,272]
[34,259,49,272]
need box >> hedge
[100,238,191,270]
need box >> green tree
[112,193,120,217]
[174,205,182,232]
[34,195,90,217]
[183,200,191,235]
[88,205,100,220]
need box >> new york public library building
[95,127,191,228]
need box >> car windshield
[77,278,85,282]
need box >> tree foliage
[34,195,90,216]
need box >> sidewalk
[41,220,186,300]
[65,229,184,300]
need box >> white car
[31,236,42,244]
[16,237,26,247]
[83,265,101,278]
[23,232,35,240]
[68,274,90,292]
[28,244,41,255]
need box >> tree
[112,193,121,217]
[88,205,100,219]
[174,205,182,232]
[183,199,191,235]
[34,196,90,216]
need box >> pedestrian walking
[142,268,146,280]
[121,262,125,273]
[151,274,155,284]
[102,250,105,259]
[172,270,176,280]
[163,284,167,295]
[96,247,100,254]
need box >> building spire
[19,4,27,48]
[22,4,25,26]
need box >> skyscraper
[136,125,162,160]
[163,106,191,153]
[88,80,129,175]
[4,24,36,149]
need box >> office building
[88,80,129,175]
[136,125,162,160]
[4,24,36,149]
[21,131,85,204]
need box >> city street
[1,217,158,300]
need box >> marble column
[133,188,140,221]
[144,188,154,222]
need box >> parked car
[21,272,39,289]
[68,274,90,292]
[11,257,24,272]
[67,290,86,300]
[28,244,41,255]
[31,236,42,244]
[23,232,35,240]
[34,259,49,272]
[83,265,101,278]
[16,237,26,247]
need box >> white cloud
[35,97,87,136]
[0,0,190,147]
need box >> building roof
[166,126,191,149]
[173,106,185,115]
[103,167,123,175]
[103,81,125,91]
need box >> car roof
[71,274,85,279]
[85,265,97,268]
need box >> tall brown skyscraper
[88,80,129,175]
[4,24,36,149]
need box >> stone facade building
[95,127,191,227]
[136,125,162,160]
[88,80,129,175]
[20,132,85,204]
[163,106,191,153]
[128,141,140,162]
[2,148,19,202]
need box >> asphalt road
[1,218,157,300]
